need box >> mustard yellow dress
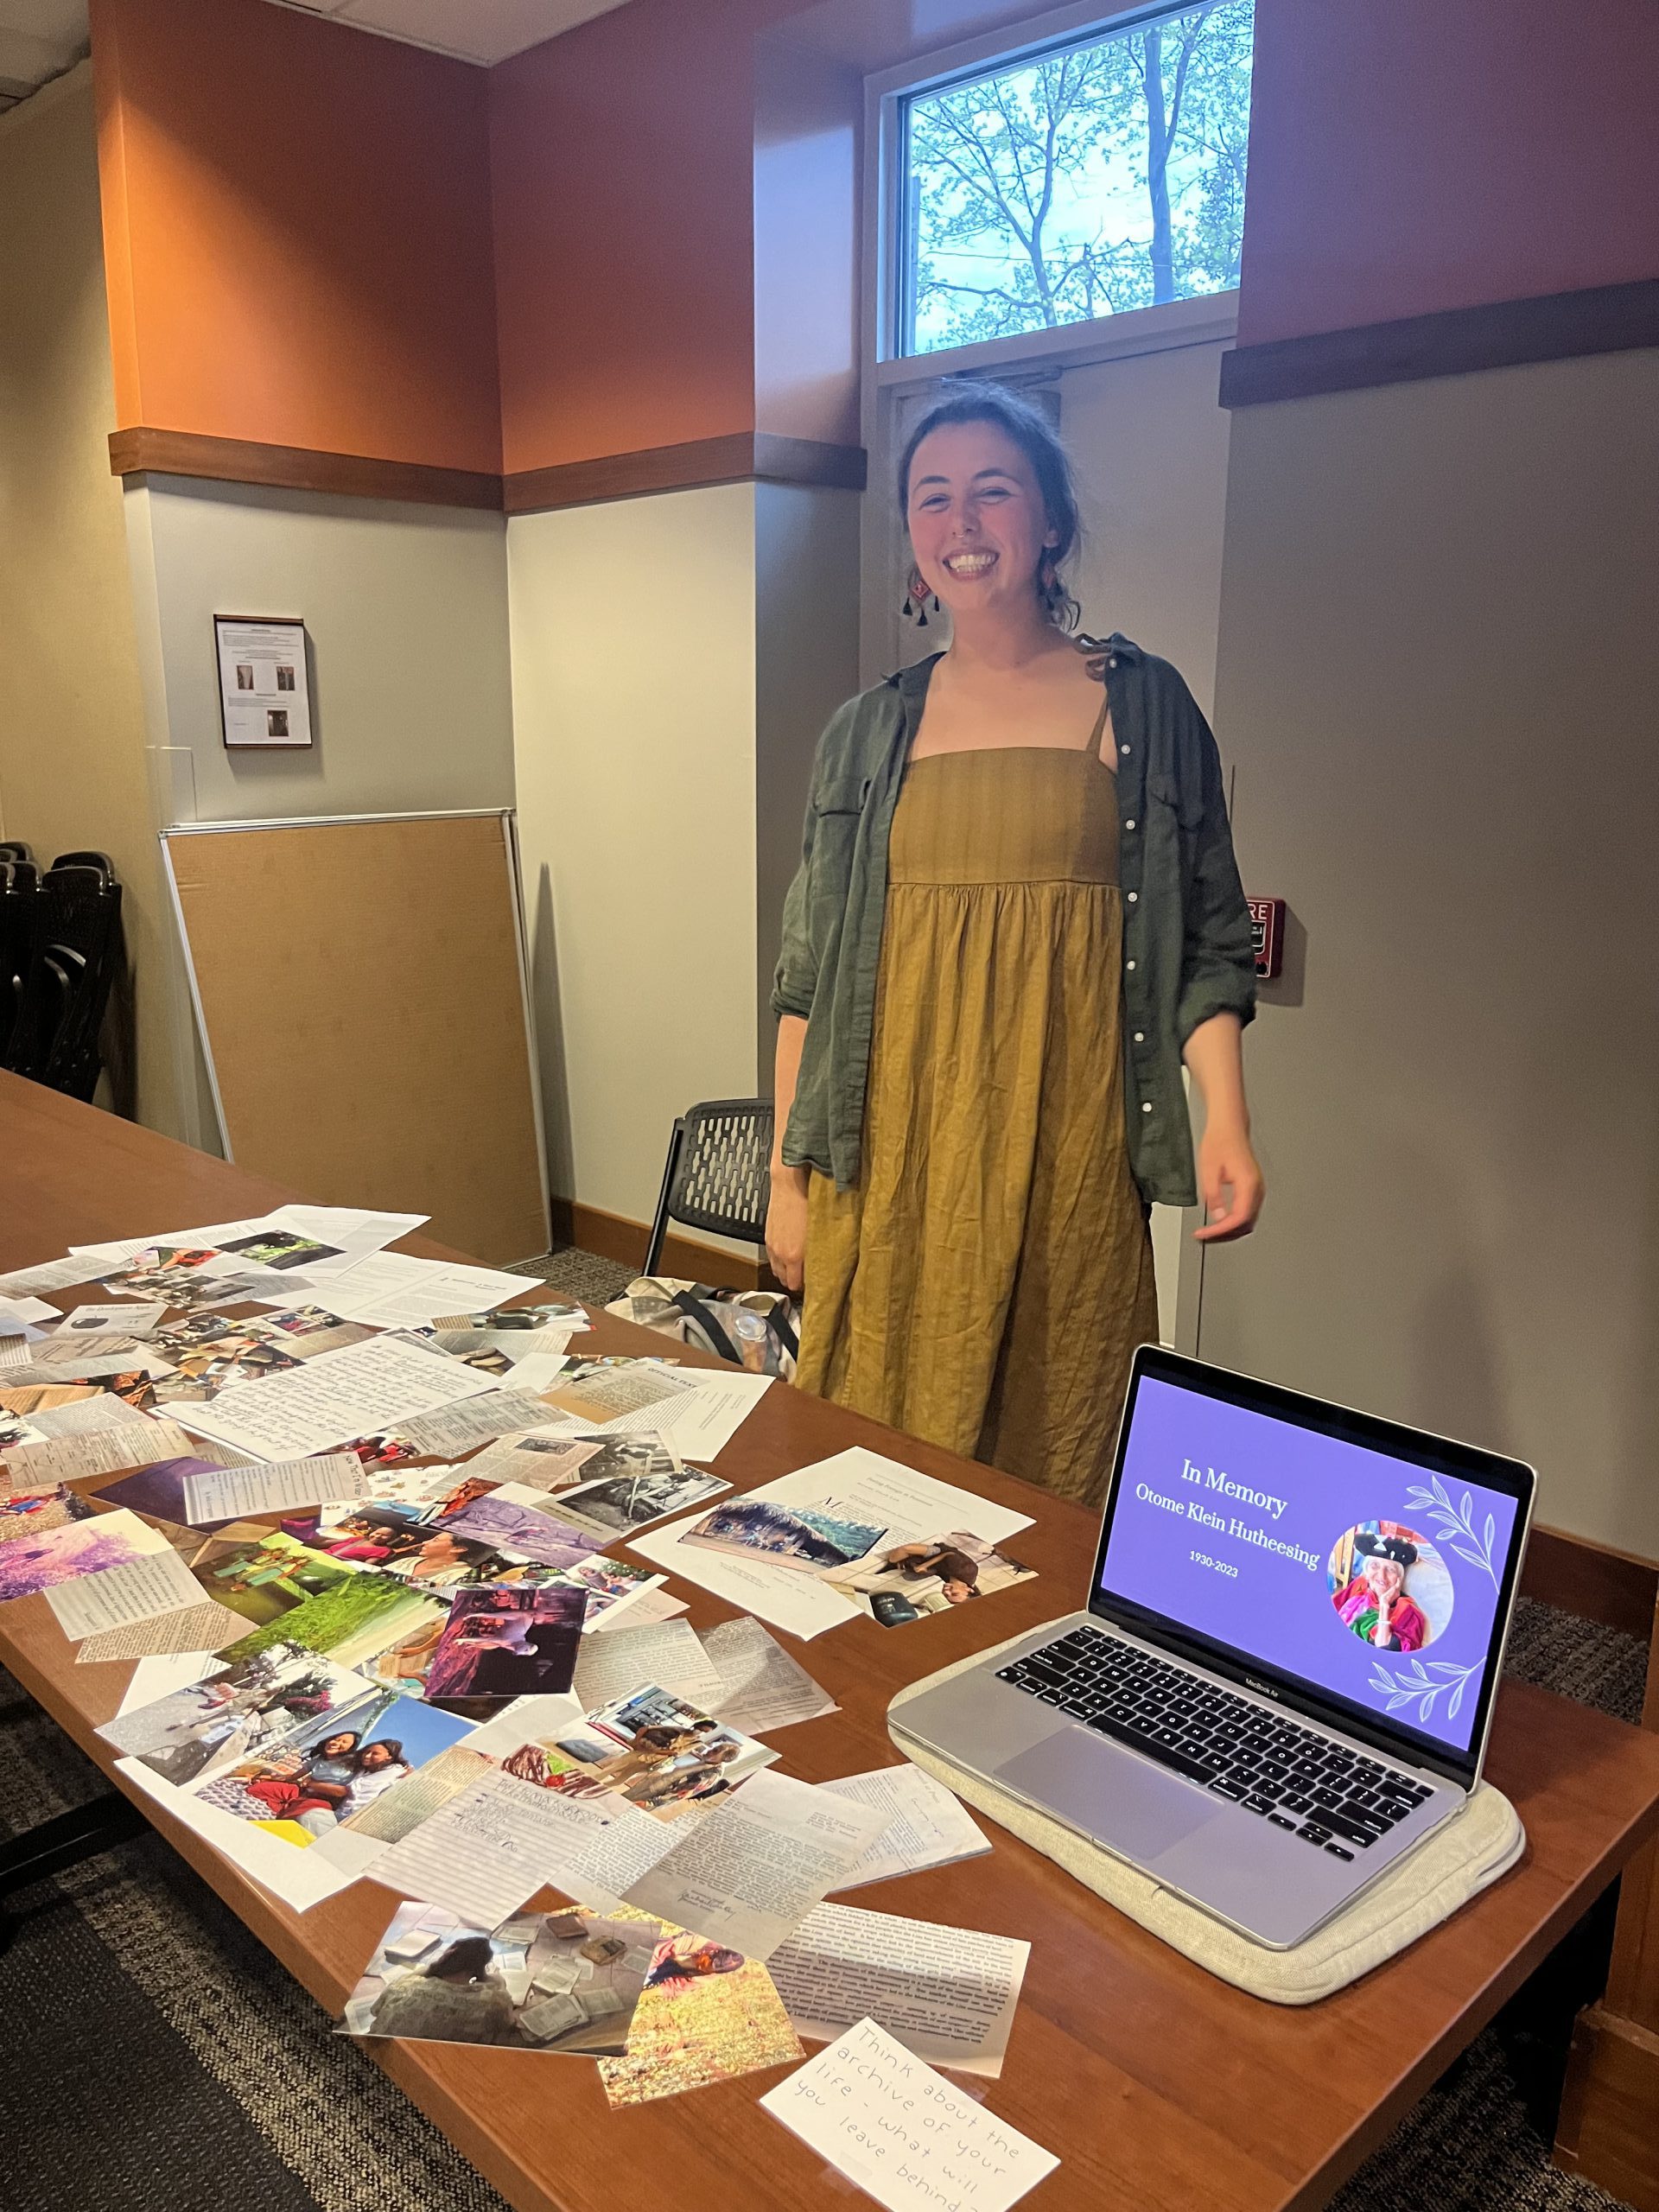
[797,737,1160,1509]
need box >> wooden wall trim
[108,427,504,511]
[1220,277,1659,410]
[548,1197,771,1293]
[1522,1522,1659,1642]
[502,431,866,516]
[108,426,868,516]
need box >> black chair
[0,841,35,868]
[643,1096,775,1277]
[6,858,124,1102]
[0,867,37,1064]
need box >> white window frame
[859,0,1243,684]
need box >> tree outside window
[899,0,1254,357]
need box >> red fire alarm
[1247,897,1285,979]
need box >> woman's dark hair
[429,1936,494,1984]
[360,1738,404,1765]
[897,383,1083,631]
[318,1731,361,1754]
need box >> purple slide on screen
[1102,1378,1520,1755]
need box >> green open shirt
[771,633,1256,1207]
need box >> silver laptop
[890,1346,1535,1948]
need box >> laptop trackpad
[997,1727,1221,1865]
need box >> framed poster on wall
[213,614,314,748]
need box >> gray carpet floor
[509,1245,636,1306]
[0,1260,1646,2212]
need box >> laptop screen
[1093,1356,1532,1774]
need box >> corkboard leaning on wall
[161,810,549,1264]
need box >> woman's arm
[1182,1011,1265,1242]
[766,1014,810,1294]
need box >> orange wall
[1238,0,1659,345]
[489,0,785,476]
[92,0,501,473]
[89,0,1659,479]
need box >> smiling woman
[767,383,1260,1511]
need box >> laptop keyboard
[995,1624,1434,1863]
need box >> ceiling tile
[334,0,633,66]
[0,0,88,92]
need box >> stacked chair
[1,846,125,1102]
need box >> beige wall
[507,483,761,1230]
[1205,348,1659,1557]
[123,478,514,826]
[1064,335,1236,1341]
[119,474,515,1151]
[1064,336,1234,721]
[0,67,175,1133]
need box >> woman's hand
[1193,1120,1265,1243]
[765,1168,810,1294]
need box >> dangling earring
[901,568,938,627]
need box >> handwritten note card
[760,2017,1058,2212]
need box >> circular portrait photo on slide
[1326,1521,1455,1654]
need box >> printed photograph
[0,1411,48,1452]
[149,1330,303,1406]
[553,1450,728,1539]
[194,1529,364,1627]
[0,1482,94,1546]
[264,1305,361,1340]
[100,1262,277,1316]
[439,1485,607,1569]
[191,1685,471,1845]
[235,663,254,690]
[1327,1522,1454,1653]
[296,1505,517,1592]
[680,1497,887,1575]
[218,1230,343,1272]
[339,1432,423,1469]
[431,1302,587,1332]
[548,1553,663,1625]
[0,1511,161,1602]
[275,664,296,692]
[823,1529,1039,1622]
[342,1901,665,2054]
[42,1367,158,1413]
[419,1585,588,1713]
[424,1334,516,1379]
[498,1682,772,1820]
[104,1245,219,1282]
[266,709,289,739]
[598,1926,803,2107]
[259,1300,380,1353]
[99,1645,365,1786]
[150,1311,244,1349]
[194,1529,448,1675]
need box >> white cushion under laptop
[890,1346,1535,1948]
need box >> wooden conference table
[3,1071,1659,2212]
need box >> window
[894,0,1254,359]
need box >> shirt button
[1124,818,1136,830]
[1125,959,1136,971]
[1120,743,1131,756]
[1107,654,1118,669]
[1141,1102,1153,1114]
[1134,1031,1145,1044]
[1127,891,1138,903]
